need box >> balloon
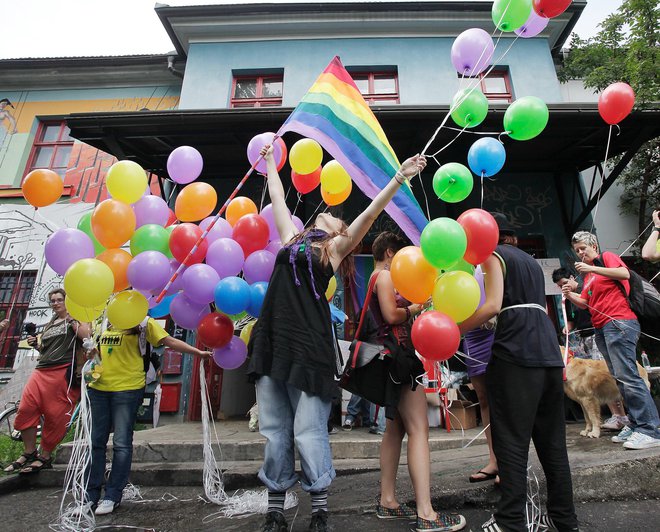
[22,169,63,208]
[503,96,549,141]
[107,290,148,330]
[420,218,468,269]
[149,293,175,318]
[390,246,438,304]
[292,166,322,194]
[65,295,105,323]
[199,216,233,244]
[260,204,279,241]
[247,281,268,318]
[45,228,95,276]
[170,293,210,330]
[598,82,635,125]
[492,0,532,32]
[450,88,489,129]
[432,163,473,203]
[163,225,176,259]
[197,312,234,349]
[243,250,276,284]
[467,137,506,178]
[106,160,148,205]
[96,248,133,292]
[77,212,105,256]
[132,195,170,228]
[411,311,460,361]
[226,196,258,226]
[206,237,245,279]
[163,258,186,296]
[475,265,486,308]
[290,138,323,175]
[458,209,500,265]
[292,215,304,233]
[451,28,494,76]
[533,0,572,19]
[442,258,475,276]
[212,337,248,370]
[169,223,208,264]
[182,263,220,305]
[214,276,251,315]
[321,180,352,206]
[266,239,283,255]
[167,146,203,185]
[91,199,136,249]
[130,223,170,256]
[166,208,177,227]
[240,321,255,345]
[320,160,351,195]
[175,182,217,222]
[126,250,171,292]
[247,132,286,174]
[515,8,550,38]
[64,258,114,307]
[326,275,337,301]
[432,271,481,323]
[232,214,269,257]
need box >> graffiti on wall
[485,183,554,233]
[0,98,18,150]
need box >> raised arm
[261,145,298,244]
[160,335,212,359]
[642,210,660,262]
[458,254,504,335]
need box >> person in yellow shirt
[86,317,211,515]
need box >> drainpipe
[167,55,184,79]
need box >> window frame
[350,71,400,105]
[230,74,284,108]
[0,271,37,368]
[459,68,513,103]
[23,120,74,180]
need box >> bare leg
[20,427,38,454]
[470,375,498,478]
[608,400,625,417]
[379,413,405,508]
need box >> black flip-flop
[469,470,498,483]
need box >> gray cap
[490,212,515,236]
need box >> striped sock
[267,491,286,515]
[310,489,328,514]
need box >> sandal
[19,454,53,474]
[3,450,38,473]
[469,469,498,483]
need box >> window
[458,69,513,103]
[24,121,74,179]
[0,271,36,368]
[351,71,399,105]
[231,75,283,108]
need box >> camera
[24,322,37,336]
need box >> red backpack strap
[353,271,381,341]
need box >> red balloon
[165,208,177,227]
[291,167,322,194]
[533,0,572,18]
[411,311,460,362]
[457,209,499,266]
[232,214,270,257]
[598,82,635,125]
[275,137,288,172]
[197,312,234,348]
[169,223,208,264]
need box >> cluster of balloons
[493,0,572,33]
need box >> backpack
[137,318,161,385]
[625,270,660,323]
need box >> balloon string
[291,193,302,218]
[304,199,326,226]
[259,176,268,212]
[429,124,469,158]
[589,124,613,233]
[480,172,485,209]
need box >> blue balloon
[214,276,250,315]
[467,137,506,178]
[148,293,175,318]
[247,282,269,318]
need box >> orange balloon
[175,182,217,222]
[391,246,438,304]
[22,169,63,207]
[96,248,132,292]
[226,196,257,226]
[91,199,136,249]
[321,180,352,206]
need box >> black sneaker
[262,511,288,532]
[309,510,330,531]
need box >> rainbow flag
[279,56,428,244]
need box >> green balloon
[441,258,475,276]
[77,212,105,256]
[432,163,474,203]
[450,88,489,129]
[503,96,549,141]
[130,224,170,256]
[420,218,467,269]
[164,225,175,259]
[492,0,532,32]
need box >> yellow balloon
[432,271,480,323]
[65,296,105,323]
[320,160,351,194]
[289,138,323,175]
[325,275,337,301]
[64,259,115,308]
[106,160,148,205]
[107,290,149,330]
[321,180,352,206]
[240,321,255,344]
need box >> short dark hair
[372,231,407,261]
[552,267,572,283]
[48,288,66,301]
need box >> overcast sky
[0,0,624,59]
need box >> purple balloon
[260,204,278,241]
[133,195,170,228]
[515,9,550,38]
[475,265,486,308]
[243,250,276,284]
[167,146,203,185]
[199,216,233,244]
[206,238,245,279]
[127,251,171,292]
[45,228,95,276]
[182,263,220,305]
[163,259,185,296]
[212,336,248,370]
[247,132,284,175]
[265,239,283,255]
[292,215,304,233]
[170,293,210,330]
[136,289,159,309]
[451,28,494,76]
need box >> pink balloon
[182,263,220,305]
[45,228,95,276]
[212,336,248,370]
[167,146,203,185]
[170,293,210,330]
[243,250,276,284]
[199,216,233,244]
[515,9,550,38]
[247,132,284,174]
[451,28,494,76]
[133,195,170,228]
[206,238,245,279]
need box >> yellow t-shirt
[91,318,169,392]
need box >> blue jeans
[256,375,335,492]
[595,320,660,438]
[86,388,144,504]
[345,394,385,430]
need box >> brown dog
[563,352,650,438]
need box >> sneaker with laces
[342,419,354,431]
[94,499,118,515]
[623,431,660,450]
[416,512,466,531]
[262,511,288,532]
[611,425,633,443]
[376,502,417,520]
[308,510,329,531]
[601,415,622,431]
[481,516,505,532]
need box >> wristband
[394,171,406,185]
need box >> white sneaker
[95,499,118,515]
[623,431,660,450]
[482,515,505,532]
[611,425,633,443]
[601,415,628,431]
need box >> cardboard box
[442,400,477,430]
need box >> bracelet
[394,171,406,185]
